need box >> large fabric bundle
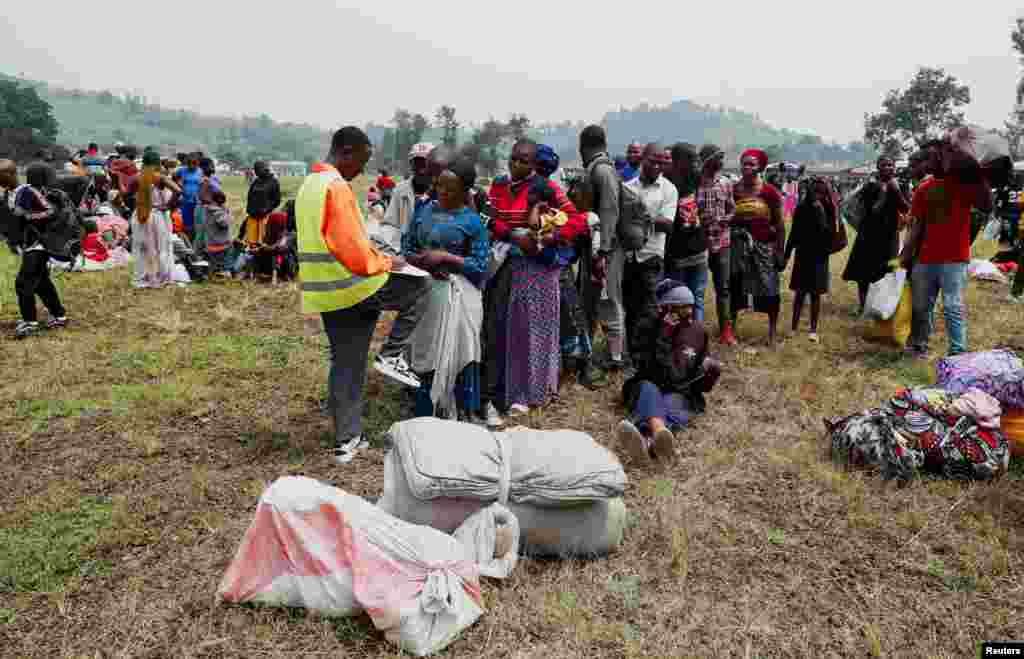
[379,451,627,557]
[863,269,907,321]
[380,418,628,557]
[827,388,1010,481]
[218,476,519,656]
[935,350,1024,409]
[390,418,626,506]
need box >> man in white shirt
[378,142,435,252]
[608,143,677,369]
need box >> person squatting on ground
[784,176,838,342]
[296,126,427,465]
[617,279,722,465]
[6,162,70,338]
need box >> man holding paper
[296,126,427,465]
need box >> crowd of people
[294,123,1012,467]
[1,123,1018,468]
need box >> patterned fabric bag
[935,350,1024,409]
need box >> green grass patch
[0,498,114,593]
[860,351,932,386]
[110,350,162,376]
[15,398,100,431]
[191,334,304,371]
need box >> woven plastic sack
[218,476,518,656]
[863,269,907,321]
[386,418,626,507]
[379,450,628,557]
[865,279,912,347]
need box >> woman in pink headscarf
[730,148,787,345]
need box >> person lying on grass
[617,280,722,465]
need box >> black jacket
[246,175,282,218]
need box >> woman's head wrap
[535,144,560,178]
[740,148,769,172]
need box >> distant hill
[5,73,874,170]
[536,100,876,167]
[1,73,330,166]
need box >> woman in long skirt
[131,149,180,288]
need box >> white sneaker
[374,354,421,388]
[507,403,530,418]
[333,436,367,465]
[617,419,650,466]
[483,402,504,428]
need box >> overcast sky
[3,1,1022,143]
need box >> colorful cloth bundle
[827,388,1010,481]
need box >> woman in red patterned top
[730,148,787,345]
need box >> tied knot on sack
[419,567,464,615]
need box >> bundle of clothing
[827,387,1010,481]
[934,349,1024,457]
[378,418,628,558]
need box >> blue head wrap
[536,144,560,178]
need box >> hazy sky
[3,1,1022,143]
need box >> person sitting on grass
[204,189,234,279]
[617,280,722,466]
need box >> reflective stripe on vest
[296,169,387,313]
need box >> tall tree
[1004,18,1024,159]
[0,79,60,143]
[436,105,459,147]
[472,119,508,176]
[506,113,531,141]
[864,67,970,153]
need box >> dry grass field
[1,175,1022,658]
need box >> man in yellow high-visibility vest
[296,126,426,464]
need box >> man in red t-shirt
[375,169,396,207]
[901,139,992,357]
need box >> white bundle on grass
[218,476,519,657]
[378,418,629,558]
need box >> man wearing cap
[381,142,434,251]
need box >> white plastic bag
[218,476,517,656]
[863,269,907,321]
[967,259,1008,283]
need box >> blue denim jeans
[664,263,709,323]
[909,262,968,356]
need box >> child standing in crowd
[204,190,234,279]
[617,280,722,465]
[784,177,837,342]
